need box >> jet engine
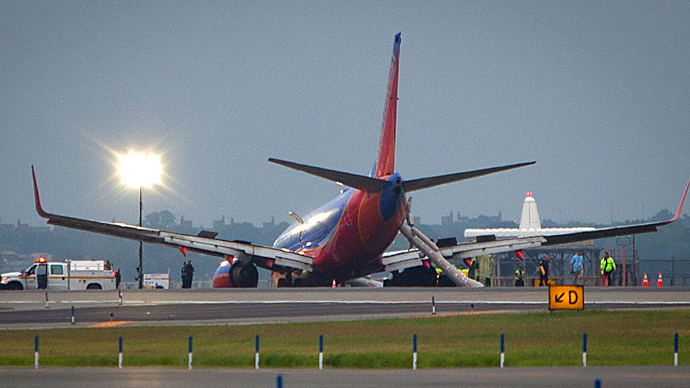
[213,257,259,288]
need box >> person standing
[181,262,188,288]
[571,250,585,285]
[600,252,616,286]
[184,259,195,288]
[467,257,479,281]
[538,254,550,287]
[514,265,525,287]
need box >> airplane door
[49,264,67,290]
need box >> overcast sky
[2,1,689,230]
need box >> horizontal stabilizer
[268,158,389,193]
[403,161,535,193]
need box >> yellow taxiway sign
[548,285,584,310]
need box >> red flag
[515,250,524,261]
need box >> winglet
[31,165,51,219]
[668,177,690,223]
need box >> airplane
[31,33,689,288]
[463,191,598,241]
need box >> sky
[1,1,689,230]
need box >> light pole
[616,235,631,287]
[138,185,143,289]
[118,152,161,289]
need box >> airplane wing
[31,166,312,273]
[537,177,689,246]
[384,178,689,273]
[382,236,546,273]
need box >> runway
[1,287,689,330]
[2,366,689,388]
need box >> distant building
[213,215,226,230]
[0,217,14,230]
[16,219,29,232]
[262,216,275,230]
[0,218,48,233]
[489,211,503,223]
[456,214,470,223]
[179,216,193,230]
[441,211,454,227]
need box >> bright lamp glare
[118,152,162,188]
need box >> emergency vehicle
[143,273,171,289]
[0,257,118,290]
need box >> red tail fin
[373,33,401,179]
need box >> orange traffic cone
[332,279,336,288]
[642,273,648,287]
[657,272,663,287]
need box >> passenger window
[51,265,64,275]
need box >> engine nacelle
[213,258,259,288]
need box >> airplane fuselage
[273,173,406,284]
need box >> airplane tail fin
[372,33,401,179]
[519,192,542,231]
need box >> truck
[143,273,171,289]
[0,257,118,290]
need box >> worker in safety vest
[600,252,616,286]
[514,265,525,287]
[538,254,550,286]
[468,257,479,280]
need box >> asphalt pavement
[1,287,689,329]
[2,366,689,388]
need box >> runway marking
[0,300,690,306]
[118,300,690,305]
[2,300,689,306]
[90,321,131,328]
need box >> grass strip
[1,309,688,368]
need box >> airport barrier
[24,332,683,369]
[255,335,260,370]
[34,335,39,369]
[319,335,324,370]
[118,336,123,368]
[412,334,417,370]
[500,333,505,368]
[188,336,193,370]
